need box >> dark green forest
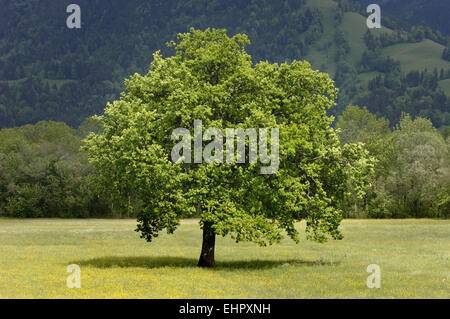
[0,0,324,128]
[0,0,449,218]
[350,0,450,36]
[1,0,449,129]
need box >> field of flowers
[0,218,448,298]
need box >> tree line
[0,120,111,218]
[337,106,449,218]
[0,107,448,219]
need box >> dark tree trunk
[197,221,216,267]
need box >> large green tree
[83,28,373,267]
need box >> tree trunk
[197,221,216,267]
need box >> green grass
[341,12,393,66]
[382,39,450,73]
[358,71,381,87]
[304,0,339,74]
[438,79,450,96]
[303,1,394,73]
[0,218,448,299]
[299,1,450,96]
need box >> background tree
[0,121,110,218]
[336,105,392,174]
[337,106,450,218]
[83,28,373,267]
[382,115,450,217]
[336,105,390,217]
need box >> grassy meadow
[382,39,450,73]
[302,0,450,94]
[0,218,448,299]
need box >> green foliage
[357,67,450,127]
[336,105,391,175]
[443,46,450,62]
[337,105,450,218]
[440,126,450,139]
[83,28,373,246]
[360,50,401,73]
[381,115,450,217]
[337,105,390,145]
[0,121,110,217]
[334,28,350,62]
[437,182,450,218]
[337,105,389,217]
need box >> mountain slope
[0,0,449,129]
[350,0,450,36]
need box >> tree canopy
[83,28,373,267]
[0,121,109,218]
[337,105,450,218]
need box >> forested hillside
[0,0,322,127]
[0,0,449,131]
[350,0,450,36]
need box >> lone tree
[83,28,373,267]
